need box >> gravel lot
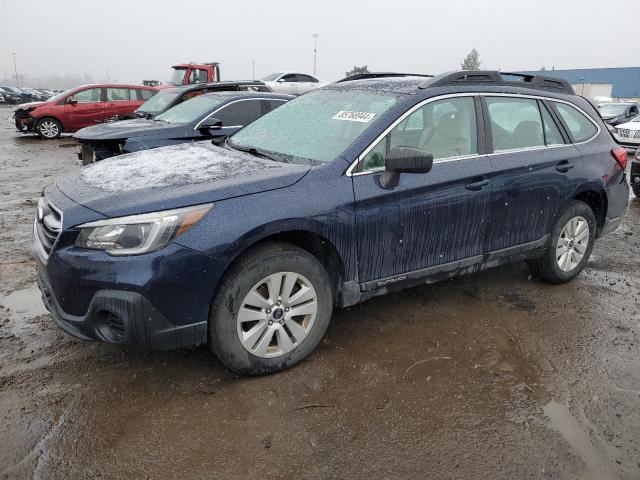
[1,104,639,479]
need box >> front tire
[35,117,62,139]
[209,242,333,375]
[528,200,596,283]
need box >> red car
[13,84,158,139]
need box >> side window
[197,69,208,83]
[360,96,477,172]
[266,99,288,112]
[106,88,130,101]
[73,88,101,103]
[296,75,316,83]
[214,100,263,126]
[629,106,638,116]
[281,74,297,83]
[486,97,544,151]
[140,89,154,100]
[129,89,140,100]
[553,102,598,143]
[540,103,564,146]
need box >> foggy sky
[2,0,639,86]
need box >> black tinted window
[296,75,317,83]
[266,99,288,112]
[215,100,263,126]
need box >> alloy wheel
[236,271,318,358]
[556,216,589,272]
[39,121,59,138]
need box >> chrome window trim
[345,92,601,177]
[193,97,283,131]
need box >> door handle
[555,161,574,173]
[465,178,489,191]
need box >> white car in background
[613,115,640,148]
[261,72,327,95]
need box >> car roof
[160,80,269,94]
[200,91,293,100]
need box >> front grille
[617,129,640,139]
[34,196,62,259]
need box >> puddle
[0,285,48,320]
[543,400,615,480]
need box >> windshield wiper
[227,141,279,162]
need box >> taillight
[611,147,628,170]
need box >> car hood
[14,101,47,111]
[74,118,184,140]
[616,121,640,130]
[55,142,311,218]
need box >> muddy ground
[0,104,639,479]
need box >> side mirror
[67,96,77,105]
[197,117,222,132]
[277,78,286,83]
[379,146,433,189]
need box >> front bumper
[34,225,224,350]
[612,130,640,148]
[600,171,630,235]
[13,112,35,132]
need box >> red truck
[168,62,221,86]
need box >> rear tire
[35,117,62,139]
[209,242,333,376]
[528,200,596,284]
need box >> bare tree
[345,65,369,77]
[461,49,481,70]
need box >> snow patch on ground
[79,142,277,192]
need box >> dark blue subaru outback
[34,71,629,375]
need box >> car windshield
[229,89,397,164]
[169,68,186,86]
[599,104,628,116]
[154,95,226,124]
[136,90,181,115]
[261,73,283,81]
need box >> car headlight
[75,203,213,255]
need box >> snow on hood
[55,141,311,217]
[79,142,281,192]
[74,118,178,140]
[616,120,640,130]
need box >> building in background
[523,67,640,102]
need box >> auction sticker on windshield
[332,111,376,122]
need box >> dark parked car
[34,71,629,375]
[0,86,23,104]
[598,102,640,127]
[110,81,274,121]
[74,91,292,163]
[13,84,158,139]
[632,149,640,197]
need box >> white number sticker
[332,111,376,122]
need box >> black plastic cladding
[419,71,576,95]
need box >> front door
[352,95,494,285]
[66,87,105,130]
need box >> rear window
[553,103,598,143]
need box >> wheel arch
[35,116,64,134]
[215,226,350,307]
[572,188,607,234]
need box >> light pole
[12,53,19,88]
[252,60,255,80]
[312,33,319,75]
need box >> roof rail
[336,72,434,83]
[419,70,575,95]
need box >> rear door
[351,95,494,285]
[294,74,319,94]
[482,95,580,252]
[66,87,105,130]
[105,87,138,118]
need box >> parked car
[107,81,273,122]
[261,72,327,95]
[74,91,292,164]
[612,115,640,149]
[34,71,629,375]
[598,102,640,127]
[21,88,48,102]
[632,149,640,197]
[0,86,23,104]
[13,84,158,139]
